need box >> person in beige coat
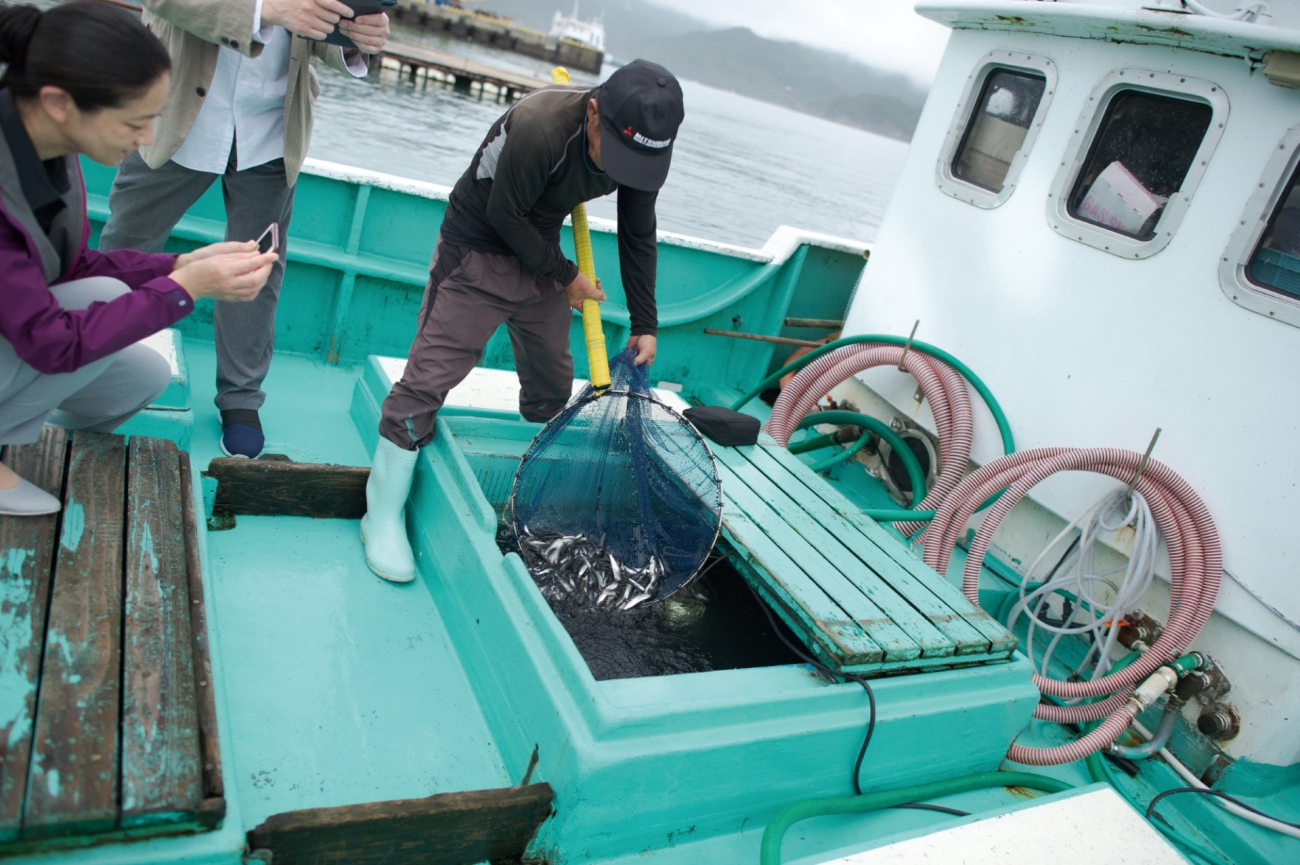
[99,0,389,457]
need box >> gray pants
[99,150,294,413]
[380,240,573,450]
[0,278,172,445]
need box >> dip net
[509,348,722,610]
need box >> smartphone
[255,223,279,256]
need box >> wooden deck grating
[0,428,222,851]
[714,437,1017,676]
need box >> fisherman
[98,0,390,459]
[361,59,685,583]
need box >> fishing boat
[1,0,1298,862]
[549,2,605,53]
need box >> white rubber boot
[360,437,418,583]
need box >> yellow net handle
[552,66,610,390]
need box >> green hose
[864,509,937,522]
[760,771,1072,865]
[794,411,926,504]
[788,431,843,455]
[731,334,1016,458]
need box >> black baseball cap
[598,59,684,192]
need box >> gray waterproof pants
[380,240,574,450]
[0,277,172,445]
[99,150,294,413]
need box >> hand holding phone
[310,0,395,50]
[255,223,280,256]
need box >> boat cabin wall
[845,25,1300,767]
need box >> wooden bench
[0,428,222,851]
[714,436,1016,676]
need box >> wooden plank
[120,438,202,828]
[0,428,68,842]
[739,445,992,653]
[718,446,962,658]
[246,784,555,865]
[757,440,1016,654]
[717,462,895,665]
[179,453,223,802]
[719,459,922,662]
[721,524,881,669]
[205,459,368,519]
[23,432,125,838]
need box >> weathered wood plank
[716,463,888,666]
[719,445,960,658]
[741,444,993,655]
[0,428,68,842]
[23,432,125,838]
[120,437,202,828]
[758,440,1017,655]
[246,784,555,865]
[205,459,368,519]
[719,457,922,662]
[179,453,223,802]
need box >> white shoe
[0,477,61,516]
[360,437,418,583]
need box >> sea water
[309,35,910,248]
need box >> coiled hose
[920,448,1222,765]
[766,344,972,536]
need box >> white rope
[1006,488,1159,679]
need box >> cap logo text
[632,132,671,149]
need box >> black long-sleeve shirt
[440,86,660,335]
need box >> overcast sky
[646,0,951,85]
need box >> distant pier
[391,1,603,74]
[373,40,552,101]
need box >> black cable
[744,580,877,795]
[1145,787,1300,830]
[890,803,971,817]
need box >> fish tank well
[349,358,1040,861]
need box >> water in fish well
[498,522,805,680]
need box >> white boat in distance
[550,0,605,51]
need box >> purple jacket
[0,157,193,376]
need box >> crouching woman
[0,1,276,515]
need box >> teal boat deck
[5,338,1290,865]
[2,158,1284,863]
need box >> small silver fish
[621,591,652,610]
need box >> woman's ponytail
[0,5,40,70]
[0,1,170,111]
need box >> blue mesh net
[510,349,722,609]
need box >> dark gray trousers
[380,240,574,450]
[99,150,294,413]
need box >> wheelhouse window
[937,51,1056,209]
[1246,158,1300,300]
[1049,70,1228,259]
[1067,91,1212,241]
[953,70,1047,193]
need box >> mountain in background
[458,0,928,140]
